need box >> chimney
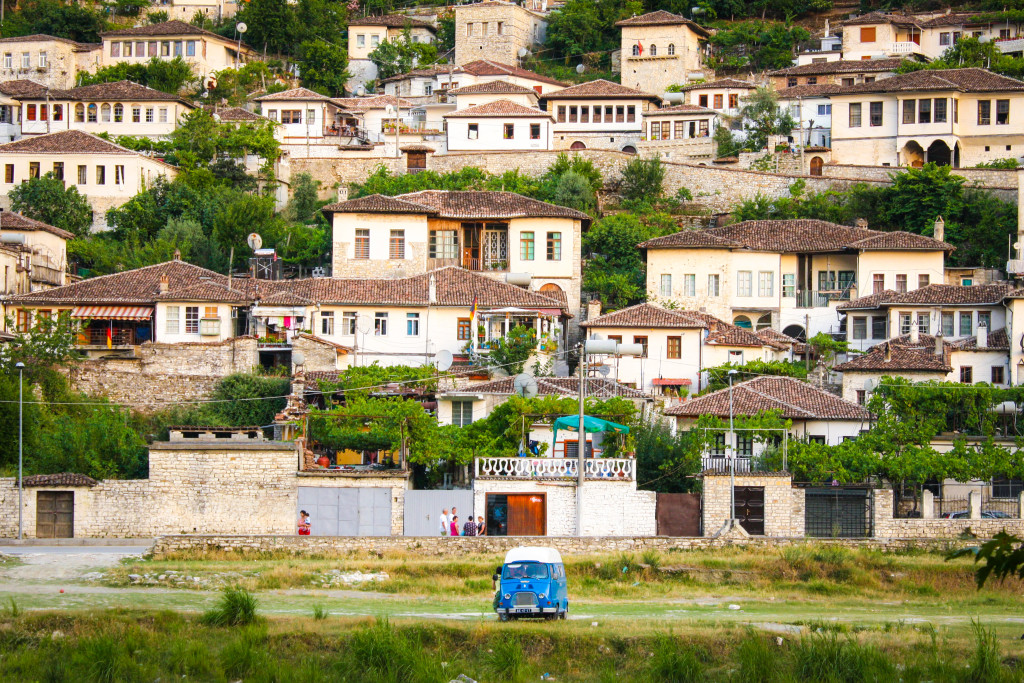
[587,298,602,321]
[933,215,944,243]
[909,324,919,344]
[855,218,868,229]
[884,343,891,363]
[173,248,181,261]
[935,333,944,356]
[428,274,437,304]
[977,323,988,349]
[158,273,169,295]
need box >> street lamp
[15,361,24,540]
[727,368,739,534]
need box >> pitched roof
[539,79,660,102]
[394,190,589,220]
[839,284,1013,310]
[154,280,250,303]
[322,193,438,214]
[640,220,952,254]
[450,376,648,399]
[31,80,193,104]
[704,324,765,348]
[756,328,800,350]
[647,104,716,115]
[444,99,552,118]
[380,64,458,83]
[842,11,920,27]
[840,68,1024,94]
[459,60,568,87]
[254,87,330,102]
[100,19,232,40]
[837,289,899,311]
[211,106,262,122]
[614,10,710,37]
[919,12,991,27]
[0,210,74,239]
[948,327,1009,351]
[775,84,845,98]
[664,376,870,420]
[0,79,53,98]
[833,334,953,372]
[448,80,536,96]
[680,78,757,91]
[347,14,434,30]
[0,130,138,155]
[0,34,98,48]
[328,94,415,110]
[581,302,714,329]
[769,58,907,76]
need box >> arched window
[113,103,123,123]
[87,103,97,123]
[650,44,657,56]
[52,104,63,121]
[570,141,586,150]
[632,44,640,56]
[100,103,111,123]
[733,315,752,329]
[75,103,85,122]
[668,43,675,56]
[621,145,637,155]
[756,313,773,331]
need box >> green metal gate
[804,488,872,538]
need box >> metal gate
[403,490,474,536]
[36,491,74,538]
[297,487,392,536]
[804,488,872,538]
[734,486,765,536]
[656,493,701,536]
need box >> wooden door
[734,486,764,536]
[36,491,74,538]
[656,493,701,536]
[809,156,823,176]
[406,151,426,170]
[507,494,545,536]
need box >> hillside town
[1,0,1024,677]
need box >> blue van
[492,547,568,621]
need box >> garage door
[404,490,474,536]
[36,491,74,538]
[297,487,392,536]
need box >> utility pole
[16,361,24,540]
[576,342,585,535]
[728,368,737,531]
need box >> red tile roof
[0,79,51,98]
[328,94,415,111]
[460,60,568,87]
[539,79,660,102]
[100,19,235,41]
[581,303,714,329]
[948,327,1009,351]
[254,87,330,102]
[23,473,98,487]
[450,376,648,399]
[211,106,262,122]
[704,325,765,348]
[322,194,438,215]
[0,130,139,155]
[665,376,870,420]
[776,84,845,98]
[0,34,98,49]
[647,104,716,115]
[444,99,552,118]
[58,80,191,103]
[448,80,537,96]
[833,334,953,372]
[394,190,589,220]
[680,78,757,91]
[769,58,908,76]
[839,284,1012,310]
[842,11,920,27]
[615,10,710,37]
[348,14,434,30]
[840,68,1024,94]
[0,210,74,239]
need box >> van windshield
[502,562,550,580]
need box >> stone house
[834,333,954,403]
[767,58,906,90]
[444,99,553,152]
[638,104,717,161]
[382,60,566,100]
[0,211,71,293]
[347,14,437,86]
[828,68,1024,168]
[0,35,102,90]
[151,0,240,22]
[455,1,547,67]
[639,219,953,341]
[98,20,256,78]
[841,11,1021,62]
[615,10,711,94]
[0,130,178,232]
[538,79,661,153]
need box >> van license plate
[515,608,533,613]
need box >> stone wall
[291,334,345,373]
[297,471,410,536]
[872,488,1024,539]
[702,473,803,537]
[818,163,1019,189]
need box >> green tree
[234,0,299,55]
[619,155,666,206]
[551,170,597,213]
[369,28,439,81]
[9,173,94,237]
[205,373,290,427]
[582,212,674,310]
[2,0,109,43]
[634,418,700,492]
[545,0,643,68]
[737,87,795,151]
[436,10,456,54]
[708,22,810,72]
[288,172,322,222]
[298,39,349,96]
[897,37,1024,80]
[213,193,284,268]
[484,325,538,375]
[78,57,196,94]
[714,125,741,158]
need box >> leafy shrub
[201,586,260,627]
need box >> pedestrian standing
[476,515,486,535]
[450,515,460,537]
[298,510,311,536]
[440,508,449,536]
[462,516,477,537]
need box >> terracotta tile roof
[211,106,262,121]
[0,34,98,48]
[448,80,536,95]
[0,130,138,155]
[769,58,907,76]
[0,79,53,98]
[664,376,870,420]
[155,280,250,303]
[615,10,710,37]
[918,12,990,27]
[423,266,567,308]
[640,220,952,254]
[838,289,899,311]
[647,104,716,115]
[444,99,552,118]
[0,210,74,239]
[756,328,799,350]
[399,144,436,153]
[348,14,434,30]
[321,193,437,215]
[23,473,98,487]
[393,190,589,220]
[459,60,568,87]
[328,94,415,111]
[839,284,1012,310]
[680,78,757,91]
[841,68,1024,94]
[581,302,714,329]
[834,334,953,372]
[255,87,330,102]
[948,327,1009,351]
[56,80,190,102]
[100,19,230,40]
[776,84,845,98]
[381,64,458,83]
[704,325,765,348]
[451,376,648,399]
[539,79,660,102]
[842,11,920,27]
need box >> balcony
[702,455,753,473]
[889,41,924,55]
[425,257,508,272]
[1007,259,1024,275]
[795,286,855,309]
[475,457,635,481]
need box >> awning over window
[70,305,153,321]
[652,378,692,386]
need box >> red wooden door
[507,494,545,536]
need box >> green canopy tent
[551,415,629,457]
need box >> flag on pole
[106,326,112,349]
[636,40,644,56]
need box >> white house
[448,80,540,109]
[347,14,436,86]
[381,60,567,100]
[776,84,840,149]
[679,78,756,118]
[538,79,661,153]
[443,99,552,152]
[98,20,255,77]
[639,103,717,161]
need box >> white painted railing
[889,41,922,54]
[475,457,635,480]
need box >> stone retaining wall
[702,473,803,537]
[872,488,1024,539]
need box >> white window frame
[374,312,388,335]
[321,311,334,335]
[737,271,752,297]
[184,306,199,334]
[660,274,672,298]
[407,312,420,336]
[708,274,720,297]
[452,400,473,426]
[682,274,696,297]
[342,311,357,335]
[758,271,774,297]
[165,305,179,335]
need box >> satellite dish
[433,349,454,372]
[518,47,530,58]
[513,373,539,398]
[212,113,221,122]
[575,63,585,74]
[384,104,395,117]
[247,233,262,250]
[236,22,247,33]
[863,378,876,392]
[596,365,611,376]
[292,351,305,367]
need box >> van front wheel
[499,613,510,622]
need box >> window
[996,99,1009,125]
[21,52,29,68]
[873,273,884,294]
[954,98,959,123]
[903,99,915,124]
[52,104,62,121]
[729,94,739,109]
[546,232,561,260]
[407,313,420,336]
[503,122,514,139]
[869,101,883,126]
[530,123,540,139]
[15,309,28,333]
[354,228,369,259]
[2,53,9,68]
[497,21,503,35]
[457,318,471,341]
[683,273,696,296]
[520,231,535,260]
[872,315,887,339]
[123,41,133,58]
[960,366,973,383]
[699,94,709,107]
[114,165,125,184]
[627,105,636,123]
[940,32,951,46]
[632,335,648,357]
[148,42,157,57]
[135,41,145,57]
[934,98,947,123]
[28,162,39,179]
[899,313,912,335]
[452,400,474,427]
[185,40,196,57]
[667,336,681,359]
[992,366,1005,384]
[787,78,797,88]
[557,106,566,123]
[145,107,153,123]
[758,271,774,297]
[917,313,929,335]
[959,311,972,336]
[856,390,866,405]
[374,312,388,336]
[649,44,657,56]
[468,123,478,139]
[918,98,931,124]
[95,166,105,184]
[87,103,97,122]
[341,312,356,335]
[3,164,11,183]
[616,106,624,123]
[132,106,141,123]
[708,274,720,297]
[941,312,954,336]
[849,102,862,127]
[429,230,458,259]
[52,162,63,181]
[26,104,35,121]
[895,274,907,294]
[817,104,831,116]
[38,51,46,68]
[280,110,301,124]
[389,229,405,259]
[161,41,170,56]
[978,311,991,330]
[668,43,675,56]
[713,94,723,109]
[860,27,876,42]
[568,106,577,123]
[77,165,87,185]
[320,311,334,335]
[737,271,752,296]
[1000,28,1011,40]
[164,306,179,334]
[184,306,199,334]
[737,435,754,456]
[158,107,167,124]
[649,121,662,141]
[979,100,991,125]
[852,316,867,339]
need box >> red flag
[106,327,112,349]
[637,41,644,56]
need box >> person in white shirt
[440,508,449,536]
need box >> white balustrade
[475,457,635,480]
